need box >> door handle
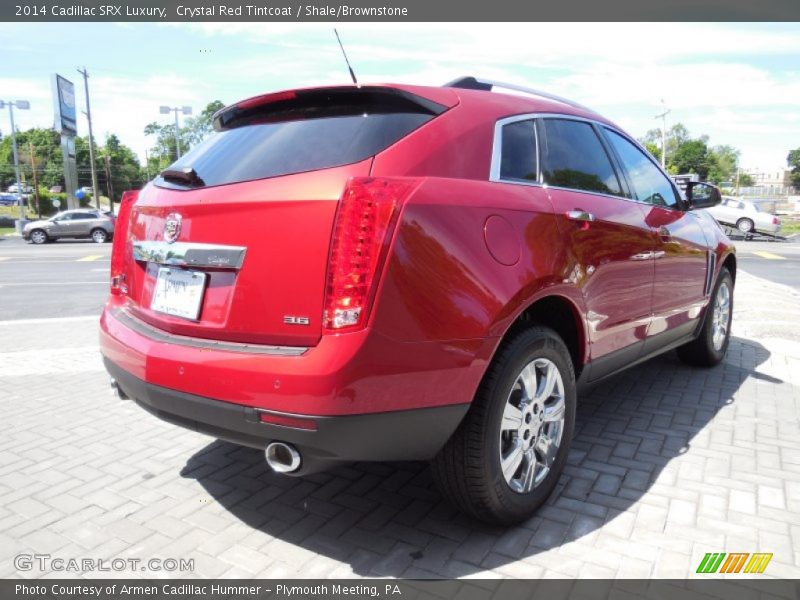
[658,226,671,242]
[565,210,595,222]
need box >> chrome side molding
[133,240,246,270]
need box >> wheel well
[722,253,737,284]
[504,296,584,378]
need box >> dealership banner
[4,579,799,600]
[4,0,800,21]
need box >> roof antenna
[334,29,358,86]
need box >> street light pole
[654,99,671,169]
[78,67,101,210]
[159,105,192,160]
[1,99,30,224]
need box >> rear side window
[499,120,537,182]
[157,89,444,189]
[538,119,622,196]
[604,129,679,208]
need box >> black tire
[736,218,754,234]
[29,229,48,245]
[90,228,108,243]
[431,325,576,525]
[677,267,733,367]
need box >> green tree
[738,172,755,187]
[670,138,710,180]
[707,145,740,185]
[144,100,224,171]
[788,148,800,187]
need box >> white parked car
[704,197,781,235]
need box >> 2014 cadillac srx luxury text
[100,77,735,524]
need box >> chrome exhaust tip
[265,442,301,474]
[110,378,130,400]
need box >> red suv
[101,77,735,524]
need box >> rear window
[156,89,444,189]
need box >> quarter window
[538,119,622,196]
[499,120,537,182]
[604,129,679,208]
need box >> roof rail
[444,76,596,115]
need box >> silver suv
[23,209,115,244]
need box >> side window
[604,129,680,208]
[499,119,537,182]
[538,118,622,196]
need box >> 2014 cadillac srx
[100,77,735,524]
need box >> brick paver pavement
[1,270,799,579]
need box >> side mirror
[685,182,721,210]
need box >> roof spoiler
[444,76,597,115]
[213,86,448,132]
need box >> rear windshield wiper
[160,167,206,188]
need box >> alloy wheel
[711,280,731,351]
[499,358,565,493]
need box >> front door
[601,127,711,352]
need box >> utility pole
[77,67,101,211]
[104,154,114,213]
[654,99,671,169]
[0,99,30,226]
[159,105,192,160]
[28,142,41,219]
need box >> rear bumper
[105,357,468,474]
[100,301,490,416]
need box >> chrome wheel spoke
[535,435,557,468]
[518,363,537,401]
[501,439,525,480]
[535,361,558,401]
[519,451,538,493]
[502,402,523,431]
[543,395,565,423]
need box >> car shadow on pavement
[181,336,778,577]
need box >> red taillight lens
[323,177,419,332]
[773,217,780,225]
[110,190,139,296]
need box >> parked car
[0,193,21,206]
[7,183,33,194]
[100,78,735,524]
[705,196,780,235]
[22,209,115,244]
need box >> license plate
[151,267,207,320]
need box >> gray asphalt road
[0,234,796,323]
[0,236,111,321]
[735,238,800,289]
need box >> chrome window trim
[133,240,246,270]
[112,307,308,356]
[489,112,683,209]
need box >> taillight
[773,217,780,225]
[323,177,419,332]
[110,190,139,296]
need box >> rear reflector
[258,412,317,431]
[323,177,419,332]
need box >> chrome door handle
[658,226,671,241]
[565,210,595,222]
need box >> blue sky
[1,22,799,170]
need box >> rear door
[601,128,710,350]
[536,117,655,376]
